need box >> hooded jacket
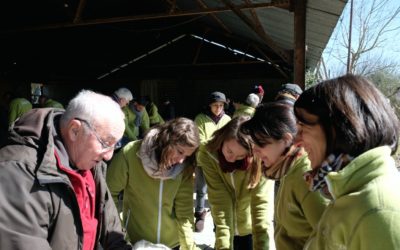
[106,139,197,250]
[305,146,400,250]
[196,145,275,250]
[0,108,131,250]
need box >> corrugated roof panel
[176,0,347,69]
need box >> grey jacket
[0,108,131,250]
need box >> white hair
[60,90,124,128]
[114,87,133,101]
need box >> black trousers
[234,234,253,250]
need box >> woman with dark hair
[197,116,275,250]
[294,74,400,250]
[106,118,200,250]
[240,102,328,249]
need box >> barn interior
[0,0,347,118]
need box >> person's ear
[283,133,294,147]
[68,119,81,141]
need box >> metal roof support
[294,0,306,89]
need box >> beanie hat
[114,87,133,101]
[209,91,227,104]
[245,93,260,108]
[253,85,265,95]
[279,83,302,96]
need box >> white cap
[246,93,260,108]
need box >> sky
[320,0,400,77]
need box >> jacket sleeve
[194,115,207,144]
[8,99,18,125]
[140,111,150,134]
[174,166,198,250]
[197,149,234,249]
[297,159,329,229]
[122,107,137,141]
[0,161,53,250]
[106,148,130,211]
[250,177,276,250]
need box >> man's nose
[102,149,114,161]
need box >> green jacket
[275,154,329,250]
[44,99,64,109]
[305,146,400,250]
[139,109,150,137]
[194,113,231,143]
[122,106,139,141]
[8,98,32,125]
[197,145,275,250]
[147,102,164,126]
[106,141,197,250]
[232,104,256,118]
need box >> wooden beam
[73,0,87,23]
[220,0,292,64]
[293,0,306,88]
[2,2,289,33]
[252,44,289,79]
[196,0,231,33]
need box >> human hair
[207,116,261,188]
[114,87,133,101]
[241,102,297,147]
[153,117,200,171]
[294,74,400,156]
[60,89,124,130]
[207,116,252,152]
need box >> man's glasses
[74,118,115,152]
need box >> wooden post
[294,0,306,89]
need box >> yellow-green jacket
[194,113,231,143]
[275,154,329,250]
[44,99,64,109]
[197,145,275,250]
[8,98,32,125]
[106,140,197,250]
[305,146,400,250]
[122,106,139,141]
[147,102,164,126]
[232,104,256,118]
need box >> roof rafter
[220,0,292,64]
[2,2,290,33]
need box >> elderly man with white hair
[0,90,132,250]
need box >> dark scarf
[218,149,250,173]
[206,110,225,124]
[304,153,353,198]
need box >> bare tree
[318,0,400,78]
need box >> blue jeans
[195,167,207,213]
